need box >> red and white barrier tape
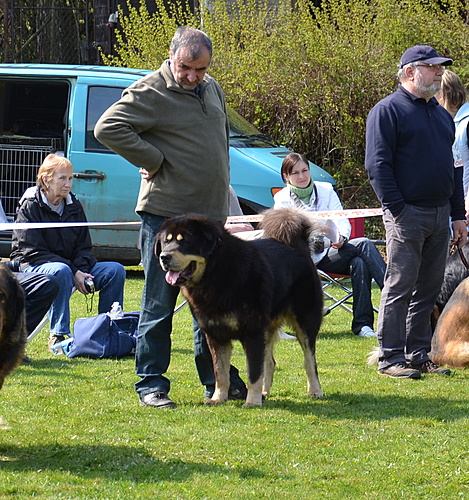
[226,207,384,223]
[0,221,141,231]
[0,207,384,231]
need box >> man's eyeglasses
[414,63,446,72]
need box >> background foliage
[103,0,469,235]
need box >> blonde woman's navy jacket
[11,187,97,274]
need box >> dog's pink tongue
[165,270,181,285]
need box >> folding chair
[318,217,379,316]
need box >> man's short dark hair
[170,27,213,60]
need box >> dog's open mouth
[165,261,196,286]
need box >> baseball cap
[399,45,453,68]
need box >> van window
[86,86,124,152]
[0,80,68,139]
[0,79,68,219]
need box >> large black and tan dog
[430,244,469,368]
[368,244,469,368]
[0,265,26,390]
[156,208,324,407]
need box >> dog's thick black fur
[156,208,324,406]
[435,244,469,318]
[0,265,26,390]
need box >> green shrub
[103,0,469,236]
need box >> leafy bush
[103,0,469,235]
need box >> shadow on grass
[262,391,469,421]
[317,330,360,340]
[16,357,133,379]
[0,443,265,481]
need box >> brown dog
[430,276,469,368]
[0,265,27,390]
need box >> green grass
[1,270,468,499]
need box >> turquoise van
[0,64,335,264]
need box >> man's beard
[414,71,441,99]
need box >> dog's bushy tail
[367,346,379,365]
[260,208,317,253]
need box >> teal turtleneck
[288,182,314,205]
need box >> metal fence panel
[7,6,92,64]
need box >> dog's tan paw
[204,398,227,406]
[242,401,263,408]
[308,390,324,399]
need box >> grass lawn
[0,269,468,499]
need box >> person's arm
[225,185,254,233]
[449,163,467,249]
[325,187,351,242]
[94,79,164,175]
[461,120,469,199]
[69,225,96,274]
[365,103,405,217]
[273,187,295,209]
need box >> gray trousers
[377,204,450,369]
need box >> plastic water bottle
[109,301,124,319]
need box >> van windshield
[227,107,277,148]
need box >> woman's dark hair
[280,153,310,183]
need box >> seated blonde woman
[11,154,126,351]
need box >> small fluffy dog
[0,265,26,390]
[156,208,324,407]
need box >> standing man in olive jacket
[95,27,245,408]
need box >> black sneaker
[411,360,451,376]
[140,391,177,409]
[378,363,421,379]
[228,385,248,400]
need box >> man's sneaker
[358,326,377,337]
[378,363,421,379]
[411,360,451,376]
[140,391,177,409]
[48,334,66,352]
[228,385,248,400]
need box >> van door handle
[73,171,106,180]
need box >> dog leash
[450,244,469,271]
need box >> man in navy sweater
[365,45,467,379]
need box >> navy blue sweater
[365,85,464,220]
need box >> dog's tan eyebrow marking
[176,233,184,241]
[166,233,173,241]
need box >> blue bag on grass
[67,311,140,359]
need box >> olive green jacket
[95,60,230,221]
